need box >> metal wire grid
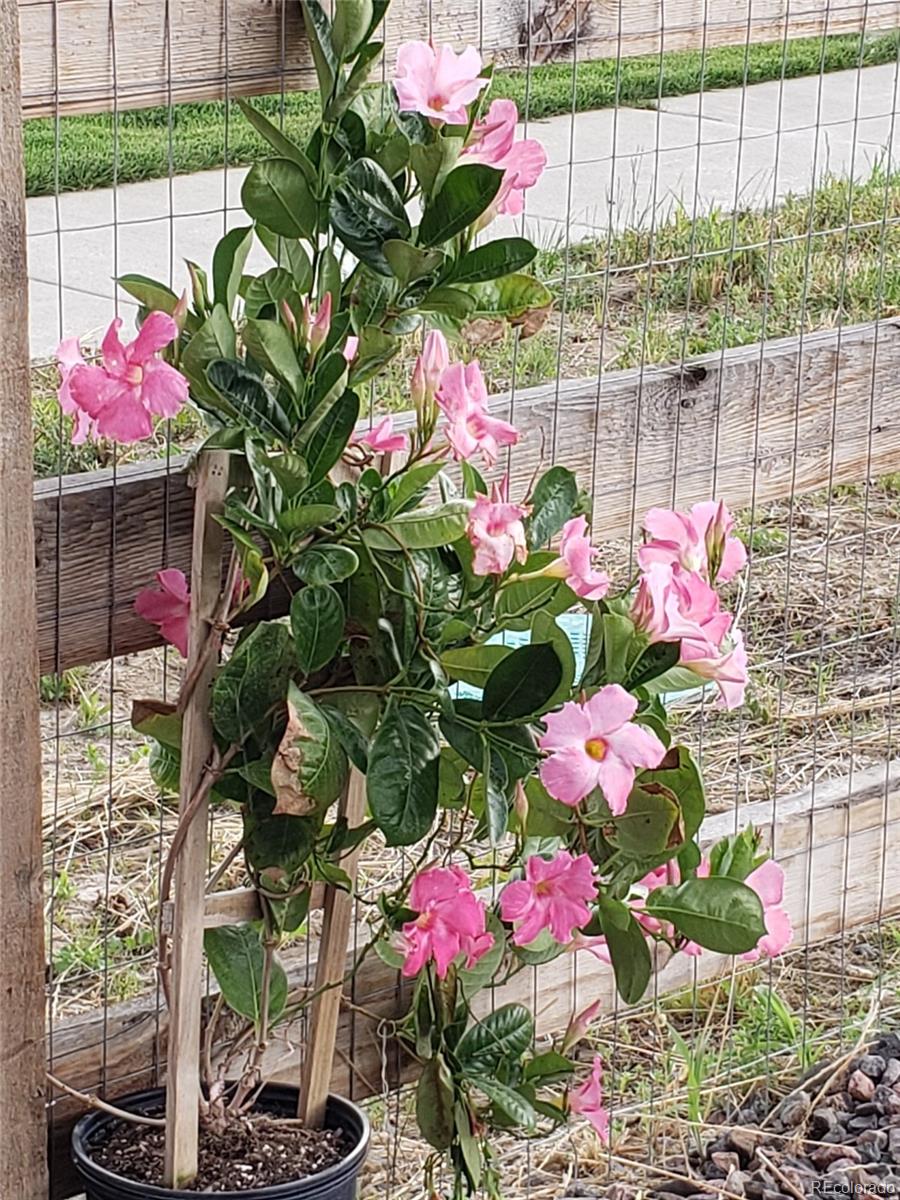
[24,0,900,1194]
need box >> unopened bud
[309,292,332,356]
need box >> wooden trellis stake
[0,1,50,1195]
[164,450,229,1188]
[298,768,367,1127]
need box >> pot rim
[72,1085,370,1199]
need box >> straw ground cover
[40,475,900,1018]
[23,31,900,198]
[31,162,900,478]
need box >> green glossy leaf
[609,784,680,856]
[206,358,291,441]
[464,273,553,321]
[300,0,337,97]
[647,876,766,954]
[482,745,509,846]
[522,776,573,837]
[363,501,470,551]
[291,584,344,673]
[367,704,440,845]
[455,1102,482,1191]
[332,0,373,58]
[452,237,537,284]
[117,273,179,315]
[243,804,317,875]
[530,611,576,711]
[237,100,316,181]
[278,503,341,536]
[182,305,237,409]
[212,224,253,312]
[528,466,579,549]
[419,163,503,246]
[409,138,461,197]
[628,641,682,689]
[244,268,296,320]
[320,703,369,773]
[524,1051,574,1084]
[603,612,636,685]
[330,158,410,274]
[211,622,293,744]
[440,643,513,688]
[644,745,705,843]
[457,1003,534,1072]
[386,461,444,517]
[241,158,317,239]
[482,642,563,722]
[294,543,359,585]
[494,572,577,629]
[254,227,313,292]
[471,1077,536,1130]
[242,317,303,396]
[417,286,475,319]
[131,699,182,751]
[383,239,445,285]
[597,894,652,1004]
[347,324,400,385]
[204,924,288,1026]
[303,389,360,482]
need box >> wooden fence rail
[19,0,900,119]
[46,760,900,1199]
[34,317,900,673]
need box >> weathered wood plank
[33,318,900,674]
[18,0,900,119]
[46,760,900,1198]
[0,0,50,1195]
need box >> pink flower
[741,859,793,962]
[411,330,450,412]
[134,568,191,657]
[464,98,518,164]
[638,501,747,584]
[562,999,602,1053]
[539,686,666,814]
[463,99,547,219]
[393,41,487,125]
[351,415,409,455]
[631,562,728,647]
[343,335,359,363]
[544,517,609,601]
[436,360,518,468]
[569,1056,610,1142]
[499,850,597,946]
[467,479,530,575]
[680,627,748,709]
[305,293,332,355]
[56,313,187,444]
[399,865,495,979]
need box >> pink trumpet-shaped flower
[539,686,666,814]
[680,627,748,710]
[638,501,747,584]
[467,478,530,575]
[499,850,597,946]
[57,313,187,444]
[562,999,602,1054]
[134,568,191,657]
[741,859,793,962]
[462,99,547,219]
[631,562,728,648]
[399,865,494,979]
[543,516,610,601]
[411,330,450,412]
[569,1056,610,1142]
[393,41,488,125]
[351,416,409,455]
[436,360,518,468]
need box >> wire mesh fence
[9,0,900,1195]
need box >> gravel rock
[889,1127,900,1162]
[729,1128,761,1160]
[883,1059,900,1087]
[810,1107,838,1136]
[859,1055,888,1079]
[810,1143,861,1170]
[711,1152,741,1175]
[849,1070,877,1102]
[775,1092,811,1128]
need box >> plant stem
[47,1073,166,1128]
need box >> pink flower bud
[281,299,298,338]
[172,289,189,332]
[562,999,601,1054]
[309,292,332,355]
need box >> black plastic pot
[72,1085,370,1200]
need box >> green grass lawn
[24,30,900,197]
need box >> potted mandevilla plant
[53,1,790,1196]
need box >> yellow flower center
[125,364,144,386]
[416,911,434,930]
[585,737,607,762]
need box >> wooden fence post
[298,769,367,1127]
[164,451,229,1187]
[0,0,51,1195]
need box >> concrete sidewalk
[27,61,900,358]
